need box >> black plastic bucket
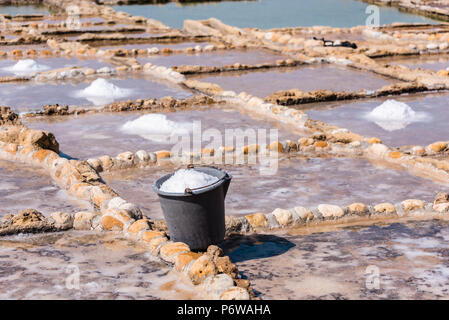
[152,166,232,251]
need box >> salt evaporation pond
[190,64,398,97]
[0,75,192,112]
[101,157,446,219]
[0,160,89,217]
[0,231,204,299]
[305,93,448,147]
[24,105,305,159]
[377,54,449,72]
[93,41,214,52]
[137,49,287,68]
[222,219,449,299]
[0,57,114,77]
[113,0,438,29]
[0,5,50,16]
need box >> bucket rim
[152,166,232,197]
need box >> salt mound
[160,169,219,193]
[365,99,428,131]
[74,78,132,106]
[3,59,50,75]
[120,114,192,143]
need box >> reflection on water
[221,220,449,299]
[113,0,438,29]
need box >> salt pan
[365,99,429,131]
[2,59,50,76]
[159,169,219,193]
[74,78,132,106]
[120,114,192,143]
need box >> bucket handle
[184,164,228,195]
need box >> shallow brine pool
[24,105,306,159]
[222,219,449,299]
[190,64,398,97]
[113,0,438,29]
[0,75,192,113]
[101,157,446,219]
[0,57,113,77]
[0,160,89,217]
[0,231,203,299]
[304,93,449,147]
[137,48,287,68]
[92,41,214,52]
[377,54,449,72]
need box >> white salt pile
[3,59,50,76]
[120,114,192,143]
[365,99,429,131]
[74,78,132,105]
[159,169,219,193]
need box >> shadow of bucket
[153,166,232,251]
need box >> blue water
[113,0,438,29]
[0,5,49,16]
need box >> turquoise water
[0,5,49,16]
[113,0,438,29]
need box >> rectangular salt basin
[0,231,203,299]
[113,0,438,29]
[0,160,89,217]
[221,220,449,299]
[190,64,398,97]
[0,75,193,113]
[92,41,213,52]
[304,93,449,147]
[24,105,305,160]
[377,54,449,72]
[0,56,114,77]
[101,157,446,220]
[137,49,287,68]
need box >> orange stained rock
[40,50,52,56]
[242,144,259,154]
[388,151,403,159]
[367,137,382,144]
[201,148,215,156]
[10,49,22,57]
[314,141,328,148]
[188,255,217,285]
[348,203,368,214]
[267,141,284,152]
[175,252,202,272]
[245,212,268,228]
[101,215,124,231]
[128,219,151,234]
[32,149,53,162]
[142,230,165,242]
[156,150,171,159]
